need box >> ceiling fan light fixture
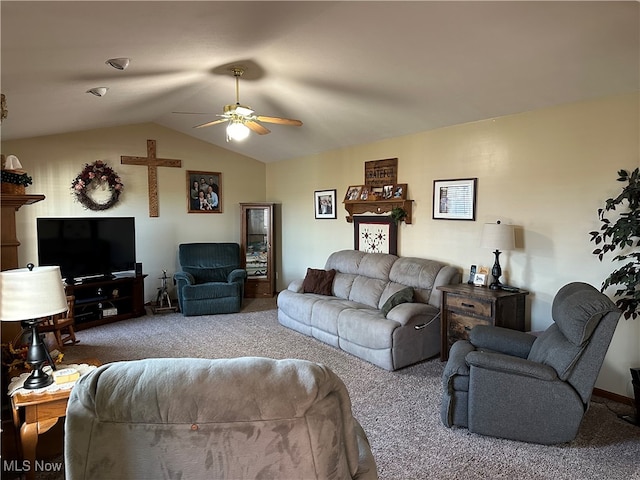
[86,87,109,97]
[106,58,130,70]
[226,120,250,142]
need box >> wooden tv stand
[65,275,146,330]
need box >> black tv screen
[37,217,136,282]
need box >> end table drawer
[448,312,491,343]
[446,294,492,318]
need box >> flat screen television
[37,217,136,283]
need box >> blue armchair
[174,243,247,316]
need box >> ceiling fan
[177,67,303,141]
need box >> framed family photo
[433,178,477,220]
[187,171,222,213]
[314,189,337,219]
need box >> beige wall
[266,93,640,398]
[2,122,265,301]
[2,95,638,397]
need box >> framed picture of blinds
[433,178,477,220]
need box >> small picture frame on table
[473,273,487,287]
[314,189,337,219]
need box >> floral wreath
[71,160,124,211]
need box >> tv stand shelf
[66,275,146,330]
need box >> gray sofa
[65,357,378,480]
[277,250,460,370]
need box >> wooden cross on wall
[121,139,182,217]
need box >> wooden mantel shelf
[344,199,413,223]
[1,193,46,208]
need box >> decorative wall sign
[71,160,124,211]
[187,171,222,213]
[121,139,182,217]
[314,189,337,219]
[433,178,477,220]
[354,216,397,255]
[364,158,398,187]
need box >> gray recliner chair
[174,242,247,316]
[441,282,621,444]
[65,357,378,480]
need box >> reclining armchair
[65,357,378,480]
[174,243,247,316]
[441,282,621,444]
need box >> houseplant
[589,168,640,320]
[390,206,407,224]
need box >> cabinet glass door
[245,207,269,279]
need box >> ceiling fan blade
[193,118,228,129]
[172,111,217,115]
[246,121,270,135]
[255,115,303,126]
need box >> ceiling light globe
[227,122,250,141]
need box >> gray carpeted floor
[59,298,639,480]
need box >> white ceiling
[1,1,638,163]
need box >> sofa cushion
[389,257,445,304]
[349,276,389,308]
[338,309,398,350]
[302,268,336,295]
[380,287,414,316]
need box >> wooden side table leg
[20,421,38,480]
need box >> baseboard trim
[593,387,633,406]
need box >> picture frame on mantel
[433,178,477,221]
[314,189,337,219]
[354,216,398,255]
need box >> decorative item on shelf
[71,160,124,211]
[1,154,33,195]
[480,220,515,290]
[589,168,640,320]
[0,264,68,389]
[390,206,407,225]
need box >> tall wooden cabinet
[240,203,275,298]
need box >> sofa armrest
[469,325,536,358]
[386,302,439,327]
[227,268,247,284]
[287,278,304,293]
[466,351,558,381]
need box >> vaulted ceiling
[1,1,638,163]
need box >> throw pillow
[302,268,336,296]
[381,287,414,316]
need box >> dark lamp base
[23,369,54,389]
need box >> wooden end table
[437,284,528,361]
[10,359,101,480]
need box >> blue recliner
[174,243,247,316]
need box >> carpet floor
[56,298,639,480]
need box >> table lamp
[0,264,68,389]
[480,220,515,290]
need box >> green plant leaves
[589,168,640,320]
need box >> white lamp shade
[227,121,250,141]
[0,266,68,321]
[480,222,515,251]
